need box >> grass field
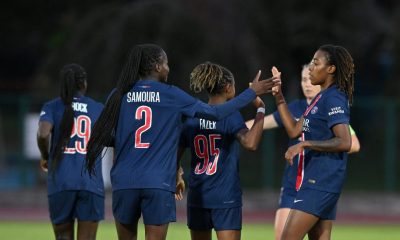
[0,221,399,239]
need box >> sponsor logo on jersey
[294,199,303,203]
[302,118,310,132]
[328,106,344,116]
[72,102,88,113]
[40,111,46,116]
[127,91,161,103]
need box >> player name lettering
[199,119,216,130]
[72,102,88,113]
[127,91,161,103]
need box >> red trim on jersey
[303,94,322,116]
[295,133,305,191]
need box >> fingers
[271,66,281,77]
[252,70,261,83]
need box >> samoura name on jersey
[127,91,160,102]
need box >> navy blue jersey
[273,100,308,189]
[180,111,246,209]
[110,80,256,192]
[301,85,349,193]
[39,95,104,196]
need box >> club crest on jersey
[311,106,318,114]
[72,102,88,113]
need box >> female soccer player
[85,44,279,240]
[246,64,360,240]
[176,62,266,240]
[37,64,104,240]
[273,44,355,240]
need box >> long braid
[319,44,355,105]
[190,62,234,95]
[52,64,86,171]
[86,44,164,176]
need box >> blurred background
[1,0,400,224]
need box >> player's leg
[75,191,104,240]
[144,224,169,240]
[49,191,78,240]
[112,189,141,240]
[274,208,291,240]
[141,189,176,240]
[52,222,75,240]
[188,207,212,240]
[190,230,212,240]
[115,220,139,240]
[77,221,99,240]
[307,220,332,240]
[213,207,242,240]
[281,209,319,240]
[275,187,297,240]
[215,230,241,240]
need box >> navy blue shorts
[291,188,340,220]
[278,187,297,209]
[187,206,242,231]
[48,190,104,224]
[112,189,176,225]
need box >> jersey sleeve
[325,94,350,128]
[39,102,54,124]
[175,87,256,120]
[229,112,247,135]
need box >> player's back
[111,80,199,192]
[40,95,104,196]
[181,111,246,209]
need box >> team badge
[311,106,318,114]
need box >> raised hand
[271,66,281,96]
[249,70,280,96]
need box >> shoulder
[42,97,61,108]
[85,96,104,108]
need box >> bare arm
[245,113,279,130]
[275,92,303,138]
[349,134,360,154]
[348,125,360,154]
[284,123,351,164]
[175,146,186,200]
[37,121,53,172]
[237,112,265,151]
[237,97,265,151]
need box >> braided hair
[86,44,165,175]
[52,63,87,171]
[190,62,234,95]
[319,44,355,105]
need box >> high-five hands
[249,70,281,96]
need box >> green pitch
[0,221,399,239]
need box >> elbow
[342,140,352,153]
[242,141,259,151]
[287,130,300,139]
[37,130,50,141]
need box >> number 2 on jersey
[194,134,221,175]
[135,106,152,148]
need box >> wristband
[257,107,265,114]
